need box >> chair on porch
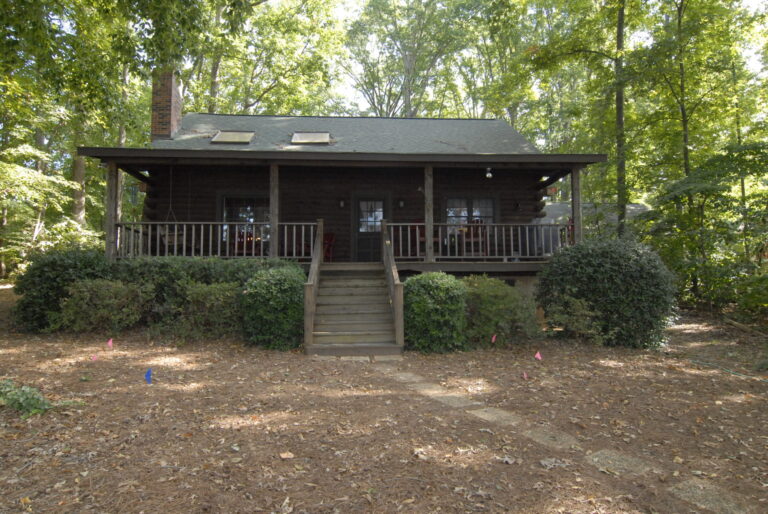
[323,233,335,262]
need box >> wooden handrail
[303,219,324,347]
[381,220,404,347]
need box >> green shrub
[404,272,467,353]
[537,239,676,348]
[111,257,292,325]
[0,379,53,417]
[55,279,153,333]
[735,273,768,319]
[173,281,242,341]
[462,275,539,346]
[13,248,111,331]
[241,265,305,350]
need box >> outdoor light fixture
[397,198,405,208]
[338,199,345,208]
[485,167,493,179]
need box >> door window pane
[358,200,383,232]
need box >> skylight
[211,131,255,144]
[291,132,330,144]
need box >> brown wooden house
[79,72,605,356]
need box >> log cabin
[79,71,606,356]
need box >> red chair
[323,233,335,262]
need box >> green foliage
[537,239,676,348]
[241,265,305,350]
[173,281,242,341]
[735,273,768,319]
[55,279,153,333]
[404,272,467,353]
[462,275,539,346]
[12,248,110,331]
[111,257,291,324]
[0,379,53,418]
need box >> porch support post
[105,161,123,261]
[571,168,583,244]
[424,165,434,262]
[269,164,279,258]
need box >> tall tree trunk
[72,152,86,226]
[118,64,129,147]
[0,206,7,278]
[615,0,627,236]
[208,51,222,114]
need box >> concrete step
[316,303,390,315]
[305,343,402,357]
[318,287,387,296]
[317,295,389,306]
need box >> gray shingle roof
[152,113,541,155]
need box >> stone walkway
[374,362,756,514]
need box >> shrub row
[13,249,304,348]
[403,273,538,353]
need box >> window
[211,131,255,144]
[223,197,268,223]
[291,132,330,144]
[358,200,384,232]
[446,198,494,224]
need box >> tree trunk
[72,152,87,226]
[118,64,129,147]
[208,51,222,114]
[0,206,7,278]
[615,0,627,236]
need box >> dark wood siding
[145,165,550,261]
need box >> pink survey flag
[91,354,98,361]
[534,351,542,361]
[522,371,528,380]
[107,338,113,349]
[491,334,497,343]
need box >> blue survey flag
[145,368,152,384]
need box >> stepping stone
[585,449,657,475]
[390,371,425,383]
[467,407,523,426]
[523,427,579,450]
[408,382,481,408]
[669,479,755,514]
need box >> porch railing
[387,222,572,261]
[115,221,317,259]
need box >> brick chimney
[151,70,182,140]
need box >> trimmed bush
[55,279,153,333]
[241,265,305,350]
[13,248,111,331]
[537,239,676,348]
[462,275,539,346]
[173,281,242,341]
[404,272,467,353]
[111,257,294,324]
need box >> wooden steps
[305,262,401,357]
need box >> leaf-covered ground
[1,285,766,513]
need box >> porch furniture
[323,233,336,262]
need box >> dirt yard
[1,285,766,513]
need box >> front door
[355,198,385,261]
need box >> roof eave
[78,146,607,167]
